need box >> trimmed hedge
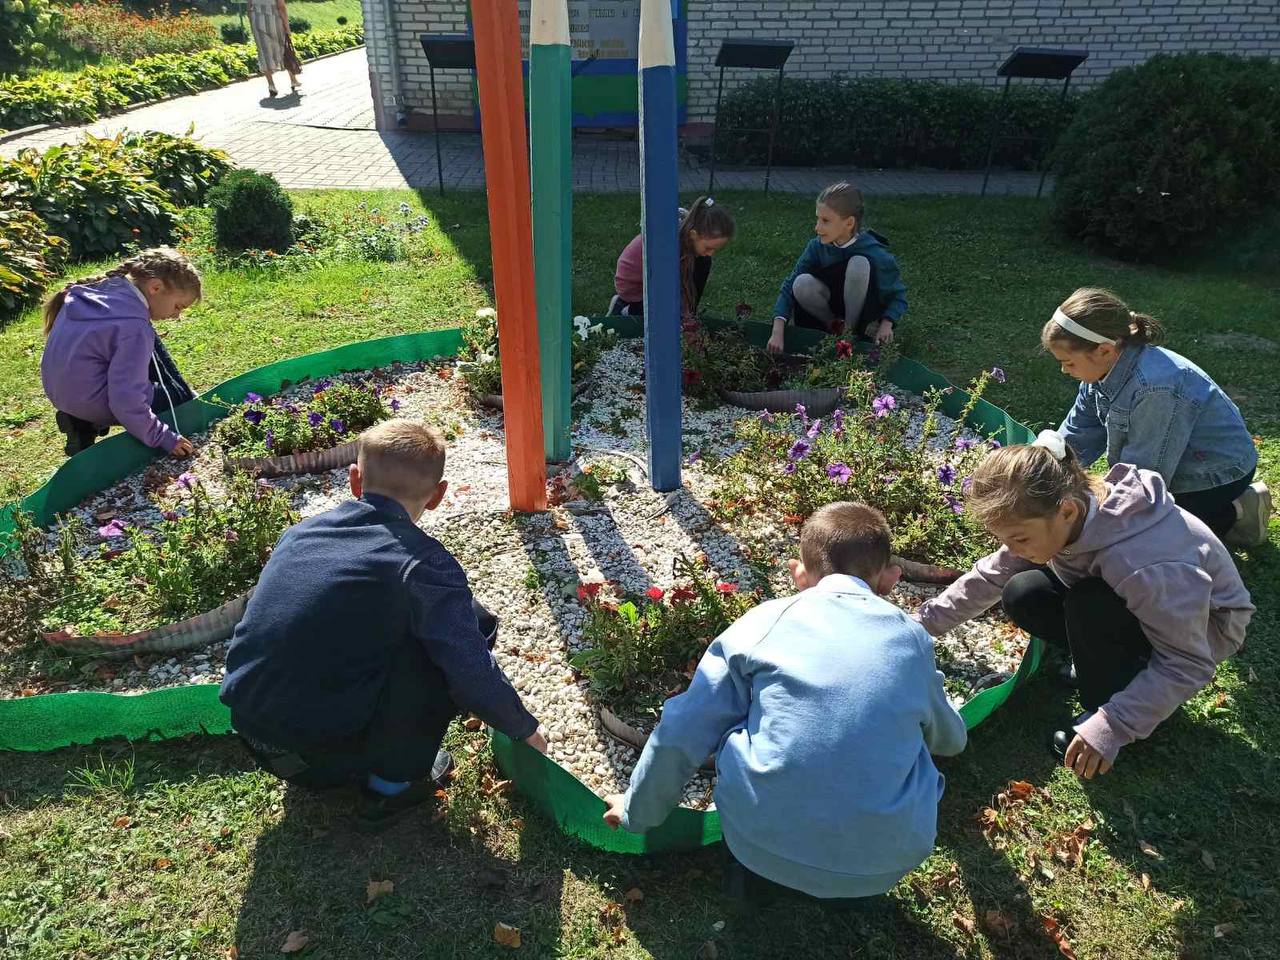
[713,75,1076,171]
[1051,53,1280,261]
[0,26,363,133]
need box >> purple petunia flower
[827,462,852,484]
[871,394,897,418]
[944,493,964,514]
[176,471,198,490]
[868,349,881,365]
[990,367,1007,384]
[330,418,346,434]
[758,410,774,424]
[989,439,1002,449]
[224,529,239,542]
[284,403,300,415]
[806,419,822,440]
[390,398,402,412]
[832,409,845,434]
[955,437,978,452]
[162,510,180,522]
[788,439,811,461]
[264,429,275,451]
[937,464,957,487]
[795,403,809,426]
[245,392,263,404]
[962,476,973,495]
[881,473,897,486]
[243,409,265,426]
[312,379,332,394]
[782,462,797,475]
[686,451,702,465]
[308,412,324,427]
[98,519,126,538]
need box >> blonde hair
[357,419,446,501]
[968,444,1105,527]
[1041,287,1165,353]
[43,247,201,337]
[799,501,891,582]
[817,182,865,223]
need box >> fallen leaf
[366,879,395,904]
[624,886,644,904]
[113,815,132,829]
[493,921,521,948]
[1039,915,1078,960]
[697,941,719,960]
[1007,780,1035,801]
[711,920,725,933]
[982,910,1016,938]
[1141,873,1151,892]
[511,817,525,831]
[952,911,976,936]
[1214,923,1235,938]
[280,930,309,953]
[225,948,239,960]
[152,857,173,871]
[433,788,448,800]
[599,902,626,944]
[1138,840,1163,859]
[463,716,484,731]
[1201,849,1216,871]
[1248,666,1258,682]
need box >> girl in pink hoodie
[41,248,201,458]
[916,435,1253,780]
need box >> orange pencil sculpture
[471,0,548,511]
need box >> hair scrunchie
[1032,430,1068,461]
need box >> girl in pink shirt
[609,196,735,323]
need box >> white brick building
[360,0,1280,131]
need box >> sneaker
[1224,482,1272,549]
[355,750,454,832]
[607,294,623,316]
[1051,710,1095,761]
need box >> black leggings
[1001,571,1150,712]
[1174,468,1254,537]
[240,601,499,788]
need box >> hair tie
[704,197,714,207]
[1052,307,1118,346]
[1032,430,1068,461]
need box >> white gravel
[7,342,1026,810]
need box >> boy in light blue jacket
[603,502,967,901]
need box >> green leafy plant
[287,15,310,33]
[59,3,218,63]
[457,309,617,398]
[715,75,1074,170]
[713,369,1004,568]
[0,27,364,132]
[1051,53,1280,260]
[206,168,293,252]
[682,325,878,400]
[219,22,247,44]
[570,554,759,721]
[571,459,629,502]
[119,128,232,206]
[3,473,296,639]
[211,378,389,460]
[0,203,67,321]
[0,0,60,76]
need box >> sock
[366,773,410,797]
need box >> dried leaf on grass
[493,922,522,948]
[366,879,395,904]
[1138,840,1163,859]
[463,717,484,731]
[1214,923,1235,938]
[224,948,239,960]
[113,815,132,829]
[279,930,309,954]
[1039,915,1078,960]
[951,911,976,936]
[1140,873,1151,892]
[480,773,514,796]
[599,902,626,945]
[152,857,173,871]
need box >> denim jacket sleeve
[1057,382,1107,468]
[1113,386,1197,486]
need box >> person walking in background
[248,0,302,98]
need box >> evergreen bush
[207,169,293,251]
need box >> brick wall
[362,0,1280,128]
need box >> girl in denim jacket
[1046,288,1269,547]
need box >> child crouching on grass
[916,435,1254,780]
[604,502,967,902]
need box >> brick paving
[1,48,1049,197]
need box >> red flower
[682,368,702,388]
[735,301,753,319]
[645,587,665,601]
[716,582,739,594]
[670,587,697,604]
[576,582,603,602]
[835,340,853,358]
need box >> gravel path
[7,342,1028,809]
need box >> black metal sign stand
[706,39,794,195]
[420,34,477,196]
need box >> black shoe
[430,748,455,784]
[356,750,454,832]
[1050,711,1095,761]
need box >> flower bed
[59,3,219,63]
[0,333,1033,817]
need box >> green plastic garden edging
[0,319,1041,854]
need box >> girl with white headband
[1045,287,1269,548]
[915,440,1253,780]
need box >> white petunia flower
[476,307,497,319]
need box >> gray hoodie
[918,464,1253,761]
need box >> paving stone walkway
[1,48,1049,197]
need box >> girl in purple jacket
[916,435,1253,780]
[41,248,201,458]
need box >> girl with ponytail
[915,436,1253,780]
[1045,286,1268,547]
[608,196,736,323]
[41,248,201,457]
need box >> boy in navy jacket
[221,419,547,827]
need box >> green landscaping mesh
[0,322,1040,853]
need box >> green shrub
[1051,53,1280,260]
[219,22,247,44]
[0,27,364,131]
[207,168,293,251]
[715,75,1075,171]
[120,128,232,205]
[336,15,347,25]
[0,0,61,76]
[288,15,310,33]
[0,204,67,321]
[457,306,617,397]
[59,3,218,63]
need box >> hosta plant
[212,379,390,460]
[0,203,67,320]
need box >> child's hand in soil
[872,319,895,345]
[767,319,786,355]
[602,794,626,829]
[1064,734,1112,779]
[524,724,550,754]
[172,438,194,457]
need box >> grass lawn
[1,191,1277,959]
[207,0,364,37]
